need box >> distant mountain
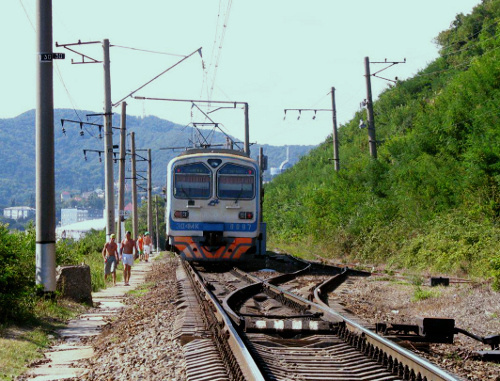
[0,109,315,207]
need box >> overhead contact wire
[111,45,186,57]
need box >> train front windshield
[173,163,211,199]
[217,164,255,199]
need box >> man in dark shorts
[102,234,119,286]
[120,231,136,286]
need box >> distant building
[56,218,106,241]
[270,146,293,179]
[279,146,292,172]
[95,189,105,199]
[269,167,280,176]
[61,191,71,202]
[3,206,35,220]
[61,208,88,226]
[124,203,133,214]
[81,191,94,200]
[88,209,104,220]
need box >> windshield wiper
[178,186,192,201]
[234,185,244,204]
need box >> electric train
[166,148,265,261]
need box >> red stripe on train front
[172,236,253,260]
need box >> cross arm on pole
[283,108,333,120]
[370,58,406,84]
[55,40,102,64]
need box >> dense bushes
[0,224,36,322]
[56,229,108,292]
[264,0,500,287]
[0,226,108,323]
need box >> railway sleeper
[337,324,437,381]
[245,334,402,380]
[180,261,249,380]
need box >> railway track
[176,254,461,381]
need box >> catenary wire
[18,0,35,31]
[208,0,233,102]
[111,45,186,57]
[17,0,100,142]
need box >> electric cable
[437,18,500,57]
[19,1,103,143]
[111,45,186,57]
[18,0,35,31]
[203,0,224,93]
[208,0,233,102]
[54,62,103,142]
[200,0,233,107]
[415,43,500,79]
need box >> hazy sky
[1,0,480,146]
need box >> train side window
[173,162,211,199]
[217,164,255,200]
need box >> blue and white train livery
[166,148,264,261]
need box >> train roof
[178,148,250,158]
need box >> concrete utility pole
[103,39,115,238]
[116,102,127,244]
[35,0,56,292]
[258,147,264,224]
[331,87,340,171]
[244,103,250,155]
[155,195,160,252]
[364,56,377,159]
[147,149,153,238]
[130,132,138,238]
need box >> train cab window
[217,163,255,200]
[173,162,211,199]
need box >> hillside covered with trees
[263,0,500,286]
[0,110,314,209]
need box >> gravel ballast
[336,275,500,380]
[78,257,186,380]
[66,257,499,380]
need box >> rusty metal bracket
[376,318,455,344]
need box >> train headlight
[238,212,253,220]
[174,210,189,218]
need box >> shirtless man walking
[143,232,152,262]
[102,234,119,286]
[136,234,144,261]
[120,231,136,286]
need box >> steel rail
[183,262,265,381]
[313,268,349,304]
[238,267,459,381]
[315,275,461,380]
